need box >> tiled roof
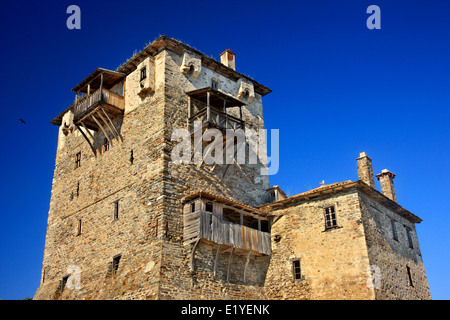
[261,180,422,224]
[181,190,270,216]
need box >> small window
[76,181,80,198]
[113,200,119,221]
[140,67,147,81]
[405,226,414,249]
[77,219,82,236]
[60,275,70,293]
[130,150,134,164]
[211,79,218,90]
[406,265,414,287]
[75,152,81,169]
[324,206,337,229]
[108,254,122,276]
[191,202,196,213]
[292,259,301,280]
[205,203,213,212]
[391,219,398,241]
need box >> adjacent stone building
[34,36,431,300]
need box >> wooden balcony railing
[184,208,271,256]
[73,88,124,122]
[189,107,244,132]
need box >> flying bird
[19,118,26,124]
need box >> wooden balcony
[69,68,126,155]
[186,87,246,134]
[73,87,124,129]
[189,107,244,132]
[183,192,272,256]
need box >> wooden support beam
[213,244,221,277]
[196,133,223,169]
[100,107,123,142]
[99,72,103,97]
[91,113,111,145]
[226,247,234,283]
[189,238,201,272]
[96,109,118,141]
[187,96,191,128]
[80,121,96,144]
[243,250,252,283]
[74,124,96,156]
[207,91,211,122]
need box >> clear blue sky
[0,0,448,299]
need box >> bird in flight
[19,119,26,124]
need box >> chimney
[220,49,236,70]
[356,152,375,188]
[376,169,397,202]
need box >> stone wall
[358,191,431,299]
[265,189,375,300]
[153,48,272,299]
[34,52,167,300]
[35,44,272,300]
[35,37,430,300]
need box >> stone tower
[35,36,430,300]
[34,36,273,299]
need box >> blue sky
[0,0,448,299]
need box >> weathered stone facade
[34,36,430,300]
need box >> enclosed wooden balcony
[186,87,245,133]
[183,191,272,256]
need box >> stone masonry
[34,36,431,300]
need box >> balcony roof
[182,190,272,219]
[71,68,126,93]
[261,180,423,224]
[186,87,246,108]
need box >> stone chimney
[356,152,375,188]
[376,169,397,202]
[220,49,236,70]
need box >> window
[75,152,81,168]
[324,206,337,229]
[76,181,80,198]
[205,203,213,212]
[140,67,147,81]
[292,259,301,280]
[405,226,414,249]
[406,265,414,287]
[191,202,196,213]
[211,79,218,90]
[112,254,121,275]
[107,254,122,277]
[77,219,82,236]
[130,150,134,164]
[391,219,398,241]
[60,275,70,293]
[113,200,119,221]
